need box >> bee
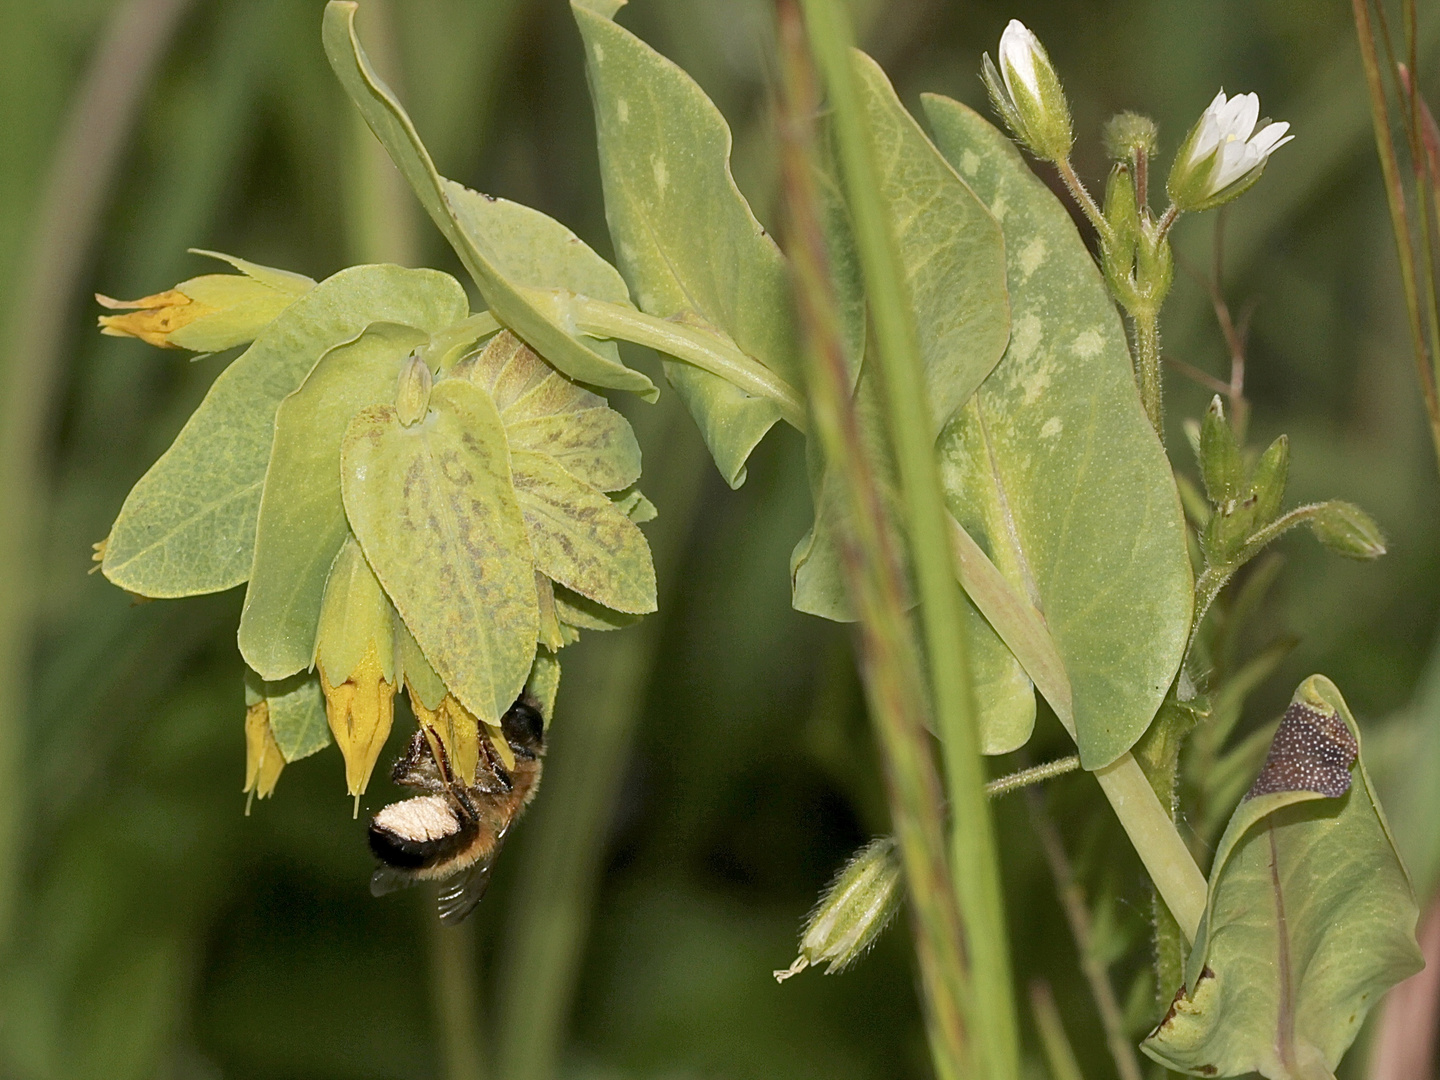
[368,695,545,923]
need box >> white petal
[1212,140,1261,192]
[1249,121,1292,156]
[999,19,1041,98]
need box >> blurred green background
[1,1,1437,1077]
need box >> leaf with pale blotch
[341,380,537,725]
[1142,676,1422,1079]
[573,0,798,487]
[535,573,566,651]
[322,3,652,399]
[461,330,641,492]
[511,450,656,615]
[238,323,426,680]
[243,668,330,763]
[102,264,468,598]
[314,534,398,687]
[924,95,1192,768]
[790,55,1012,688]
[850,55,1009,434]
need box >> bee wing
[436,855,497,924]
[370,864,420,898]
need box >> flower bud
[1167,90,1292,212]
[981,20,1073,163]
[97,250,313,352]
[1102,111,1159,163]
[1307,501,1387,560]
[1101,164,1141,307]
[1247,434,1289,527]
[315,537,400,808]
[1199,396,1243,504]
[243,696,285,806]
[395,351,433,426]
[774,837,901,982]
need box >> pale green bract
[341,380,538,727]
[1142,676,1423,1079]
[238,322,428,681]
[101,264,469,598]
[322,1,654,400]
[243,669,330,763]
[924,95,1193,768]
[573,0,798,488]
[511,450,657,615]
[314,534,399,687]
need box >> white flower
[998,20,1043,102]
[982,19,1072,161]
[1169,90,1293,210]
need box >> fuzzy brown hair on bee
[368,694,545,923]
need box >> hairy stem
[1135,305,1163,437]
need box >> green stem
[778,7,971,1075]
[429,919,486,1080]
[566,294,807,430]
[1352,0,1440,473]
[493,399,711,1080]
[1093,755,1207,940]
[984,756,1080,799]
[1054,158,1114,247]
[1027,793,1145,1080]
[1135,305,1163,437]
[948,516,1208,940]
[1028,981,1086,1080]
[797,6,1017,1080]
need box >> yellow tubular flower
[319,642,397,811]
[96,251,314,352]
[244,701,286,807]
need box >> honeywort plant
[90,1,1422,1077]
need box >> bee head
[502,695,545,757]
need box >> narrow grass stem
[778,8,971,1074]
[1027,792,1145,1080]
[429,919,486,1080]
[1352,0,1440,471]
[796,6,1018,1079]
[1029,980,1086,1080]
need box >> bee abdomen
[369,794,478,871]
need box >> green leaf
[396,617,448,711]
[511,450,656,615]
[341,379,538,726]
[924,95,1193,768]
[789,58,1014,728]
[101,264,469,598]
[462,329,642,492]
[851,55,1010,435]
[243,669,330,763]
[1142,676,1423,1079]
[573,0,797,486]
[238,322,427,680]
[314,534,398,687]
[525,648,561,727]
[322,1,654,399]
[553,585,639,632]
